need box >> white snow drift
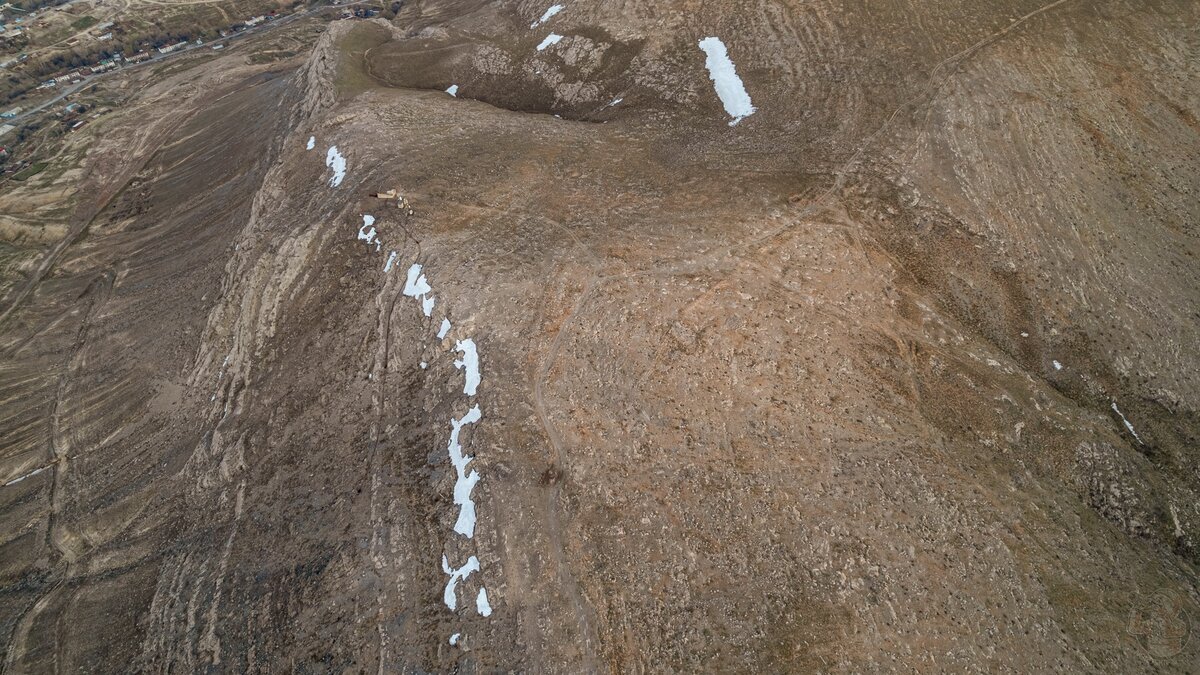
[531,4,564,28]
[537,33,563,51]
[697,37,756,126]
[441,555,480,610]
[325,145,347,187]
[447,405,483,538]
[454,339,481,396]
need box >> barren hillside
[1,0,1198,672]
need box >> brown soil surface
[1,2,1197,672]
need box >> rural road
[4,1,355,127]
[0,3,366,324]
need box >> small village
[0,0,385,181]
[0,0,298,99]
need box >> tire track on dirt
[525,204,613,670]
[531,271,602,672]
[517,10,1079,664]
[2,267,112,672]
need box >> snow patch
[455,339,481,396]
[536,34,563,51]
[441,555,480,611]
[402,262,437,317]
[384,251,398,272]
[446,84,459,96]
[4,465,49,487]
[697,37,756,126]
[438,318,452,339]
[358,215,377,244]
[530,4,564,28]
[306,135,315,150]
[453,472,480,538]
[449,633,461,646]
[326,145,347,187]
[447,405,483,538]
[404,264,432,298]
[476,588,492,617]
[1052,360,1063,371]
[1111,401,1144,444]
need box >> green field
[12,162,47,181]
[70,15,99,31]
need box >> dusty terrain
[1,0,1198,672]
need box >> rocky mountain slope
[1,0,1197,671]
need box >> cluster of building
[0,51,26,68]
[91,20,112,41]
[339,6,379,19]
[0,22,24,43]
[0,104,16,140]
[155,40,186,55]
[0,2,30,45]
[57,99,84,130]
[35,54,118,89]
[25,12,284,90]
[0,1,73,47]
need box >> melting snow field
[476,588,493,617]
[402,264,436,315]
[306,136,315,150]
[309,151,493,641]
[442,555,480,610]
[446,84,459,96]
[447,405,483,538]
[537,33,563,51]
[4,465,49,487]
[326,146,347,187]
[1111,401,1144,444]
[403,264,432,298]
[455,340,481,396]
[530,4,564,28]
[697,37,756,126]
[358,215,377,244]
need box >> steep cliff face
[1,1,1197,672]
